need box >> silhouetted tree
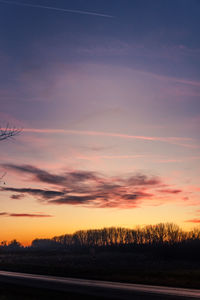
[49,223,200,250]
[7,239,22,250]
[32,239,58,250]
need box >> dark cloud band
[0,212,52,217]
[2,164,182,208]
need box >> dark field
[0,250,200,289]
[0,286,106,300]
[0,287,178,300]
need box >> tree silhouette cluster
[1,223,200,253]
[50,223,200,248]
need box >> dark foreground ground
[0,250,200,290]
[0,284,186,300]
[0,286,104,300]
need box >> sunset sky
[0,0,200,245]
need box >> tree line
[51,223,200,247]
[1,223,200,251]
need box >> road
[0,270,200,299]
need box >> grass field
[0,250,200,289]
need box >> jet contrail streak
[20,128,196,148]
[0,0,113,18]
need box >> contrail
[0,0,113,18]
[21,128,197,148]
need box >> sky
[0,0,200,245]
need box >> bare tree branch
[0,124,22,185]
[0,124,22,141]
[0,172,6,185]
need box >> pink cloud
[158,189,182,194]
[0,212,53,218]
[185,219,200,223]
[77,154,146,161]
[2,164,190,209]
[9,213,53,218]
[0,212,7,216]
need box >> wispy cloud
[10,194,25,200]
[185,219,200,223]
[2,164,186,209]
[0,0,113,18]
[77,154,146,161]
[21,128,195,148]
[0,211,53,217]
[158,189,182,194]
[0,212,7,216]
[139,69,200,88]
[76,154,200,163]
[3,187,65,198]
